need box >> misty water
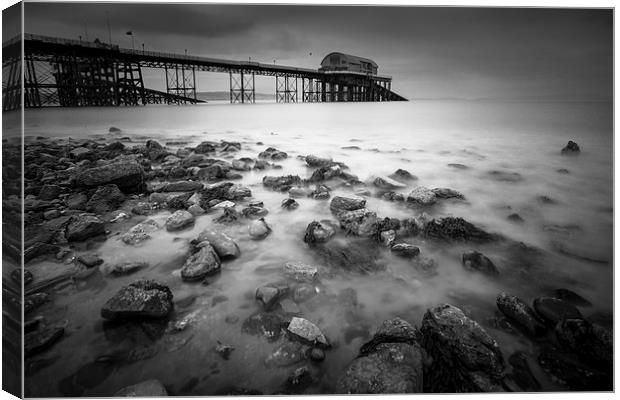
[18,100,613,395]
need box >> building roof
[320,52,378,68]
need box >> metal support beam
[229,70,255,104]
[276,74,297,103]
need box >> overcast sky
[14,3,614,100]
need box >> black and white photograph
[1,1,615,397]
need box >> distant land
[196,91,275,101]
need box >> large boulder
[86,184,125,213]
[65,214,105,242]
[165,210,195,231]
[336,208,377,237]
[181,241,221,281]
[424,217,496,242]
[73,161,144,192]
[196,229,240,259]
[462,251,499,275]
[421,304,505,392]
[114,379,168,396]
[496,293,546,337]
[330,196,366,215]
[194,141,216,154]
[101,280,173,320]
[338,318,423,394]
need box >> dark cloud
[2,2,21,41]
[21,4,612,100]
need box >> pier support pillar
[229,71,255,104]
[276,75,297,103]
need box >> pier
[2,34,407,111]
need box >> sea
[9,99,614,395]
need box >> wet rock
[249,218,271,239]
[181,241,221,281]
[431,187,465,200]
[382,192,405,202]
[506,352,541,392]
[308,165,358,183]
[329,196,366,215]
[421,304,504,392]
[553,288,592,307]
[337,208,377,237]
[533,297,583,325]
[390,243,420,258]
[214,341,235,360]
[73,161,144,192]
[196,229,240,259]
[121,219,161,245]
[69,147,92,160]
[312,240,386,274]
[198,182,234,206]
[65,214,105,242]
[309,184,330,200]
[232,159,251,171]
[281,198,299,210]
[373,176,406,190]
[283,262,318,282]
[538,349,611,390]
[307,347,325,362]
[38,184,62,201]
[131,202,153,216]
[213,207,241,224]
[159,180,203,192]
[256,285,284,311]
[389,169,417,182]
[66,192,89,210]
[304,221,336,245]
[286,366,313,393]
[305,154,333,168]
[380,230,396,247]
[287,317,329,347]
[25,293,49,314]
[288,186,312,198]
[259,147,288,160]
[181,153,209,168]
[424,217,496,242]
[194,141,216,154]
[462,251,498,275]
[262,175,302,192]
[448,163,468,169]
[77,254,103,268]
[101,280,173,320]
[241,312,284,342]
[561,140,580,154]
[165,210,195,231]
[507,213,524,223]
[25,327,64,357]
[86,184,125,213]
[293,283,316,303]
[106,262,147,276]
[555,318,612,369]
[496,293,546,337]
[359,318,419,356]
[211,200,235,209]
[242,205,269,219]
[406,187,437,206]
[265,341,306,367]
[487,170,524,183]
[114,379,168,396]
[187,204,205,216]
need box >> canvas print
[2,2,614,397]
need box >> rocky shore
[6,133,612,395]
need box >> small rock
[553,288,592,307]
[283,262,318,282]
[329,196,366,214]
[373,176,406,190]
[101,280,174,320]
[181,242,221,281]
[561,140,580,154]
[380,230,396,247]
[431,188,465,200]
[25,327,64,357]
[65,214,105,242]
[462,251,499,275]
[159,180,203,192]
[106,261,147,276]
[86,184,125,213]
[391,243,420,258]
[303,221,335,245]
[121,219,160,245]
[287,317,329,347]
[214,341,235,360]
[249,218,271,239]
[77,254,103,268]
[187,204,205,216]
[281,198,299,210]
[165,210,195,231]
[533,297,583,325]
[256,286,282,311]
[507,213,524,223]
[388,169,417,182]
[406,187,437,206]
[306,347,325,362]
[212,200,235,209]
[336,208,377,237]
[196,229,240,259]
